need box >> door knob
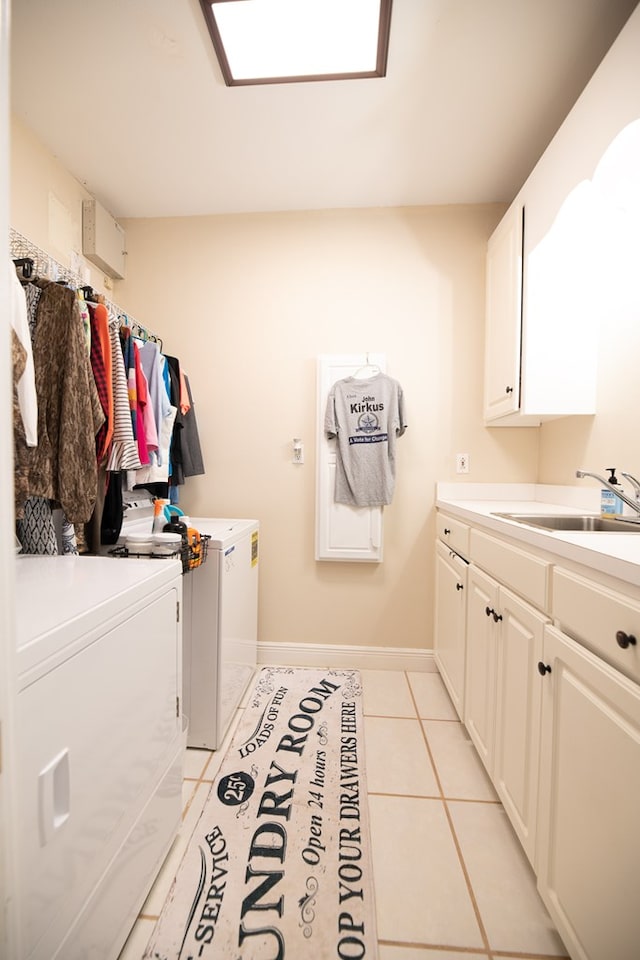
[537,661,552,676]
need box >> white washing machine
[14,556,185,960]
[115,496,259,750]
[114,498,259,750]
[182,517,259,750]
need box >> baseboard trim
[257,641,436,673]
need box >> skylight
[198,0,393,86]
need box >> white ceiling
[9,0,639,219]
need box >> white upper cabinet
[484,203,524,422]
[484,5,640,426]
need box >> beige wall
[537,293,640,485]
[10,117,111,292]
[116,207,542,651]
[11,113,544,652]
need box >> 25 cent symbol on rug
[217,771,255,806]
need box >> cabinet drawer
[552,567,640,684]
[436,513,469,557]
[469,529,550,611]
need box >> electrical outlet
[456,453,470,474]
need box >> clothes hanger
[353,353,381,379]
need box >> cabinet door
[434,540,467,719]
[493,587,546,868]
[464,564,499,774]
[483,203,524,422]
[537,624,640,960]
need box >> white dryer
[182,517,259,750]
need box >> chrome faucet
[621,472,640,501]
[576,469,640,518]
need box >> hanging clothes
[105,317,142,472]
[120,326,138,440]
[14,280,105,525]
[164,355,186,486]
[88,302,114,464]
[9,260,37,446]
[138,340,172,466]
[180,375,205,479]
[132,339,156,465]
[325,372,407,507]
[15,496,58,555]
[11,327,28,471]
[88,303,110,463]
[11,229,208,556]
[100,470,125,545]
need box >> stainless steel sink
[492,512,640,532]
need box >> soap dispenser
[601,468,625,516]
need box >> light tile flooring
[118,667,568,960]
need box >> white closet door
[315,353,385,562]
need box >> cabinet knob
[505,386,514,394]
[444,528,451,535]
[616,630,637,649]
[485,605,502,622]
[456,582,464,591]
[537,661,552,676]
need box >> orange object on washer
[187,527,202,568]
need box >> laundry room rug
[144,666,378,960]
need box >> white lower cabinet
[537,624,640,960]
[465,565,499,771]
[434,538,468,719]
[493,586,546,866]
[465,563,547,866]
[437,508,640,960]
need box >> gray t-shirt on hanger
[325,372,407,507]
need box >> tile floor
[118,667,568,960]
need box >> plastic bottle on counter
[163,512,188,540]
[163,511,189,570]
[600,468,625,516]
[152,498,170,533]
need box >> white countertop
[436,483,640,589]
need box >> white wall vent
[82,199,126,279]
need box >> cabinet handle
[537,661,552,676]
[456,582,464,591]
[505,386,514,394]
[616,630,637,649]
[485,605,502,622]
[443,528,451,535]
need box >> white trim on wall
[257,641,436,673]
